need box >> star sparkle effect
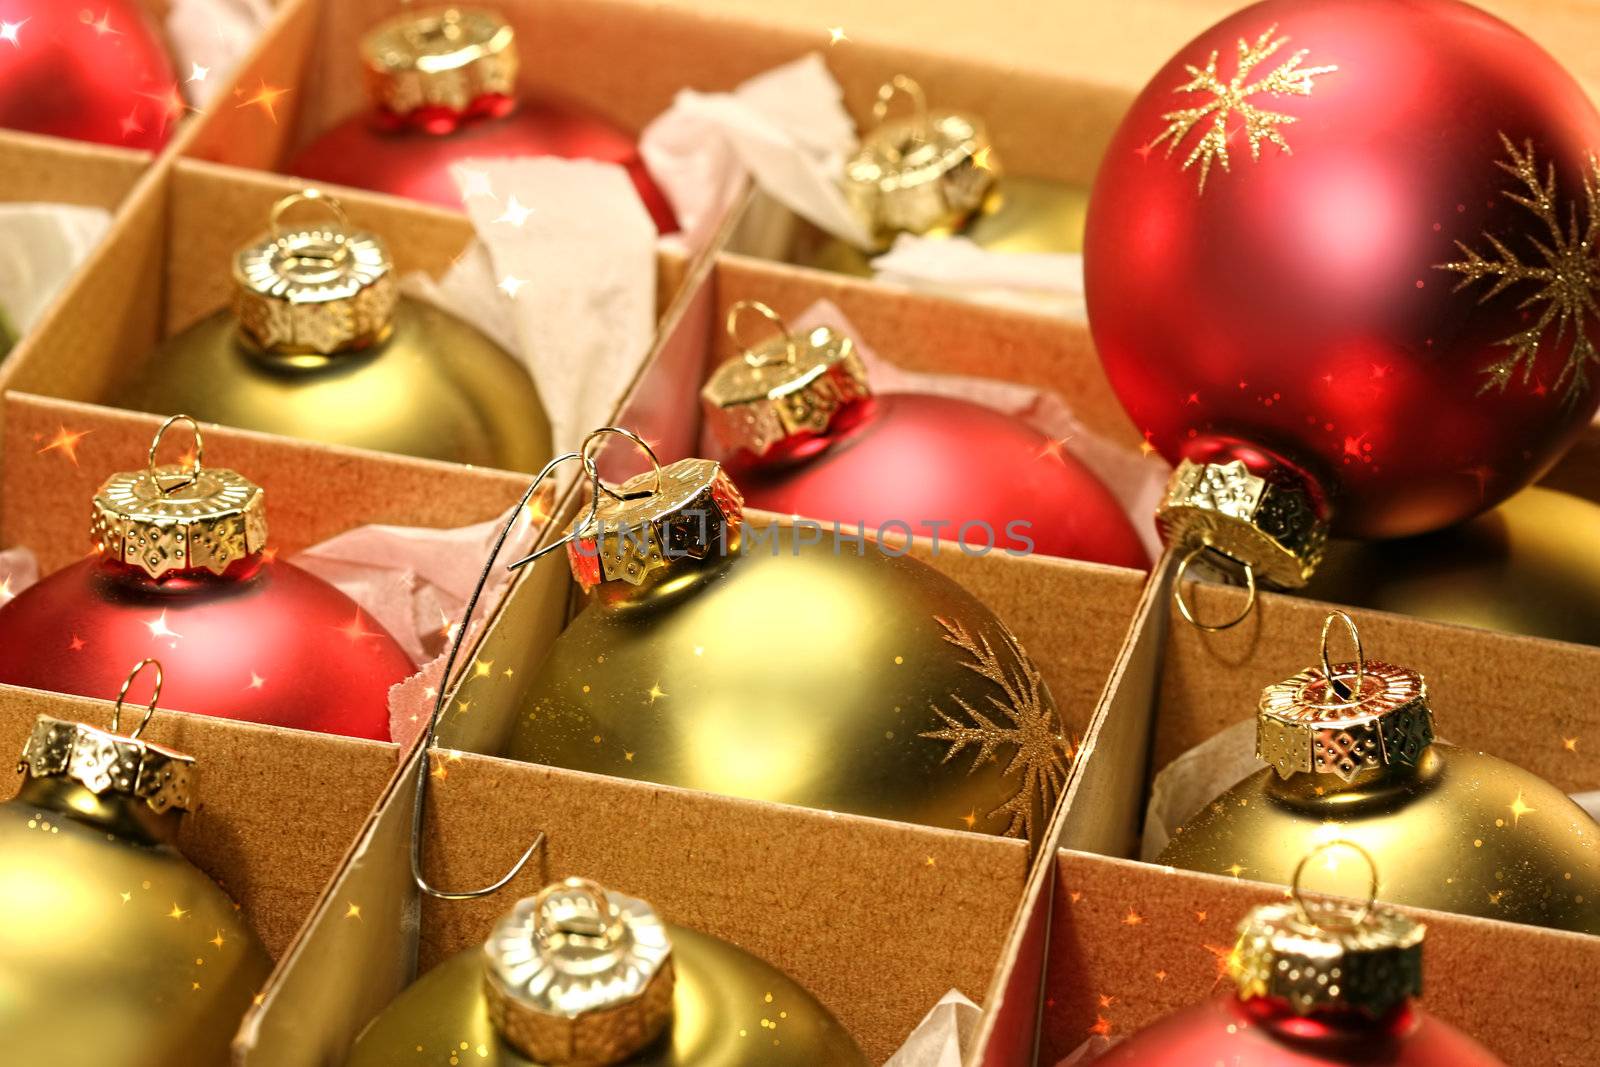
[920,616,1070,841]
[146,610,183,643]
[497,274,529,299]
[0,17,26,46]
[1152,24,1336,192]
[235,79,290,124]
[827,25,847,45]
[36,425,91,465]
[495,195,534,227]
[1438,133,1600,404]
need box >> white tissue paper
[738,300,1170,561]
[450,157,659,453]
[1139,717,1261,861]
[871,234,1088,319]
[0,203,113,339]
[883,990,982,1067]
[167,0,274,107]
[639,53,872,252]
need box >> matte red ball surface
[285,98,679,234]
[0,0,177,150]
[0,556,414,740]
[1085,0,1600,538]
[1095,997,1505,1066]
[731,394,1150,570]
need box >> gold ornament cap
[1160,458,1329,589]
[1233,843,1425,1017]
[483,878,675,1065]
[566,440,745,593]
[1256,613,1434,782]
[232,190,398,358]
[362,6,517,117]
[843,76,999,248]
[701,301,872,457]
[18,662,196,814]
[92,416,269,580]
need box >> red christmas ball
[285,98,679,234]
[1094,996,1505,1067]
[0,430,413,741]
[702,315,1148,569]
[730,393,1149,569]
[0,0,177,150]
[1085,0,1600,539]
[0,554,412,740]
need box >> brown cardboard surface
[1,394,530,574]
[0,129,149,209]
[1042,850,1599,1066]
[0,686,397,959]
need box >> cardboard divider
[1,394,529,575]
[0,686,397,960]
[0,129,149,209]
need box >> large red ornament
[701,306,1149,569]
[0,420,413,740]
[1095,995,1504,1067]
[0,0,178,150]
[285,7,676,233]
[1085,0,1600,548]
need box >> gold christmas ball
[801,175,1089,278]
[1303,486,1600,647]
[1159,615,1600,936]
[0,715,272,1064]
[345,878,867,1066]
[118,191,551,473]
[494,458,1069,845]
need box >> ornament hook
[501,426,659,571]
[873,74,930,140]
[147,414,204,495]
[726,300,799,368]
[111,658,164,740]
[410,452,589,900]
[1319,610,1366,703]
[269,189,352,267]
[581,426,664,505]
[1290,839,1380,931]
[1173,545,1257,632]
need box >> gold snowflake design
[1152,24,1336,193]
[920,616,1069,842]
[1438,133,1600,404]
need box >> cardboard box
[971,535,1600,1066]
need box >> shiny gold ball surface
[500,528,1068,844]
[120,298,552,472]
[0,776,272,1065]
[1302,486,1600,648]
[1158,744,1600,935]
[344,922,868,1066]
